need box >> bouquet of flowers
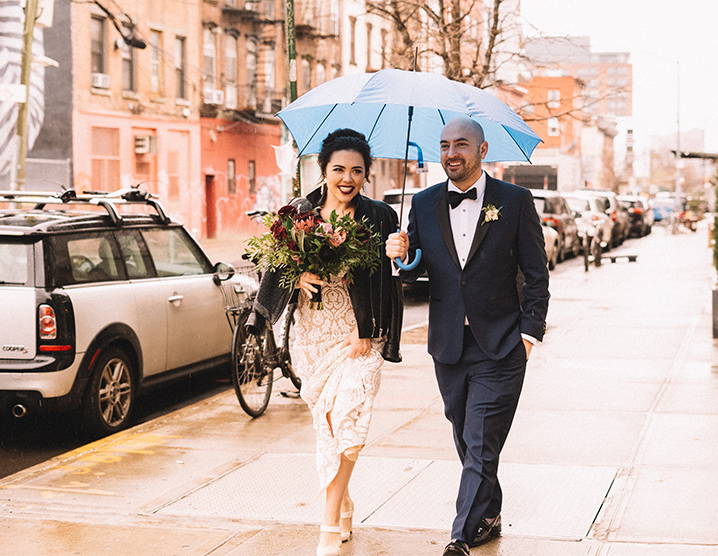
[245,204,382,309]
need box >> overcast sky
[520,0,718,175]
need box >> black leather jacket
[246,187,403,362]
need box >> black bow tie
[447,188,477,209]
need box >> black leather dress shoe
[442,539,470,556]
[470,514,502,547]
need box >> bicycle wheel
[231,309,274,417]
[280,303,302,391]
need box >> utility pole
[673,60,682,235]
[286,0,301,198]
[15,0,40,191]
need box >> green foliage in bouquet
[245,204,382,290]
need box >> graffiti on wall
[0,0,46,182]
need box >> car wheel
[556,235,565,262]
[82,347,135,437]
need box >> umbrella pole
[394,104,422,272]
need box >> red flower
[270,219,288,240]
[277,205,298,218]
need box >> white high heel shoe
[340,510,353,542]
[316,526,341,556]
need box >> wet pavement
[1,223,717,555]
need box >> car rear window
[0,241,29,285]
[566,198,590,212]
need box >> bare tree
[367,0,519,88]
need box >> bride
[247,128,403,556]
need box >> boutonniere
[482,204,502,225]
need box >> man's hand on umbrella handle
[386,231,409,262]
[387,230,421,271]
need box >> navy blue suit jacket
[403,176,550,364]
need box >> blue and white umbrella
[277,68,542,270]
[277,68,542,164]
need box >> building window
[228,159,236,194]
[263,43,276,111]
[366,23,373,70]
[225,34,238,109]
[263,0,274,19]
[246,37,257,109]
[248,160,256,195]
[547,89,560,110]
[349,17,356,65]
[174,36,186,99]
[150,30,162,94]
[204,28,216,92]
[91,127,120,191]
[547,117,560,137]
[316,62,325,85]
[90,16,106,74]
[301,58,311,94]
[121,42,136,92]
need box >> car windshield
[0,241,28,284]
[566,197,590,213]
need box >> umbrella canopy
[277,68,542,164]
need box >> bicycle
[218,212,302,418]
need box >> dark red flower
[270,219,288,240]
[277,205,297,218]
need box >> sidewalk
[1,224,717,555]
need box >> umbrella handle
[393,229,422,271]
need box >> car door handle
[168,294,184,305]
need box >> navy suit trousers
[434,326,526,543]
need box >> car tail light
[610,211,617,222]
[592,214,601,222]
[39,305,57,340]
[629,207,643,215]
[543,217,559,229]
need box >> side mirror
[212,261,235,285]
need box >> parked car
[578,190,629,247]
[0,189,240,437]
[563,191,613,251]
[618,195,653,237]
[650,196,675,223]
[542,223,560,270]
[530,190,581,261]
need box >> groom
[386,117,550,556]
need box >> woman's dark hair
[317,128,373,179]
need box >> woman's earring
[322,179,327,194]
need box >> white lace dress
[293,274,385,492]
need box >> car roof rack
[0,188,170,226]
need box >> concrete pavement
[1,223,717,555]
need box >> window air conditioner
[91,73,110,89]
[204,88,225,105]
[134,135,157,154]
